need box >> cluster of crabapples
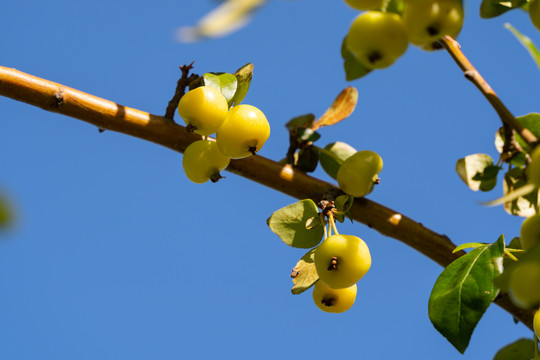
[179,85,270,183]
[343,0,464,69]
[506,146,540,339]
[312,150,383,313]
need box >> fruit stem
[329,213,339,236]
[439,36,539,150]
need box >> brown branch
[0,65,533,329]
[163,62,199,120]
[440,36,539,149]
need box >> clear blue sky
[1,1,539,359]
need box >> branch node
[164,62,200,121]
[51,89,64,109]
[463,70,475,81]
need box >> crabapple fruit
[314,234,371,289]
[508,261,540,309]
[216,104,270,159]
[346,11,409,69]
[182,140,230,184]
[337,150,383,198]
[312,280,357,313]
[402,0,464,50]
[178,86,229,136]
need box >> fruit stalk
[439,36,539,149]
[0,65,533,328]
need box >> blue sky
[1,1,540,359]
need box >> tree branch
[440,36,539,149]
[0,65,533,328]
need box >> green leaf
[202,72,238,106]
[341,36,371,81]
[291,248,319,295]
[493,338,535,360]
[318,141,357,180]
[513,113,540,153]
[231,63,254,106]
[502,167,538,217]
[505,23,540,69]
[480,0,526,18]
[456,154,498,192]
[296,128,321,143]
[429,235,505,354]
[297,146,319,173]
[267,199,324,248]
[453,243,488,253]
[494,128,527,167]
[305,215,322,230]
[286,114,316,131]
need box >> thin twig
[163,62,199,120]
[0,65,534,329]
[439,36,539,149]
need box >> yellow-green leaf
[267,199,324,248]
[291,249,319,295]
[506,23,540,69]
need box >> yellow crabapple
[216,104,270,159]
[520,214,540,251]
[312,280,357,313]
[182,140,230,184]
[337,150,383,198]
[508,261,540,309]
[527,146,540,188]
[314,234,371,289]
[402,0,464,50]
[178,86,229,136]
[346,11,409,69]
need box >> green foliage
[318,142,357,180]
[453,242,488,252]
[503,167,538,218]
[341,36,371,81]
[493,338,536,360]
[297,146,320,173]
[512,114,540,153]
[456,154,499,192]
[480,0,527,18]
[202,72,238,106]
[231,63,254,106]
[291,249,319,295]
[505,24,540,69]
[202,64,255,108]
[267,199,324,248]
[429,235,505,353]
[286,114,316,131]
